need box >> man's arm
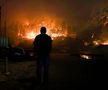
[33,37,38,56]
[49,36,53,52]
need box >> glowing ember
[51,33,67,38]
[80,55,92,60]
[93,40,100,46]
[93,40,108,46]
[101,41,108,45]
[84,42,89,46]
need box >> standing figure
[33,27,52,85]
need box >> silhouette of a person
[33,27,52,85]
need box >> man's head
[40,27,46,34]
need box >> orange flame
[93,40,108,46]
[16,16,77,40]
[26,31,36,39]
[17,20,69,40]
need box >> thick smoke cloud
[0,0,107,27]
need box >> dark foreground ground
[0,53,108,90]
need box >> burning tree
[78,6,108,49]
[91,6,108,46]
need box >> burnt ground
[0,53,107,90]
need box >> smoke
[77,3,108,49]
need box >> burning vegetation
[78,6,108,49]
[6,16,76,48]
[6,6,108,49]
[2,4,108,51]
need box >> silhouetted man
[33,27,52,85]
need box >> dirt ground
[0,53,80,90]
[0,53,107,90]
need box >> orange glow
[80,55,92,60]
[17,16,72,40]
[25,21,30,26]
[26,31,36,39]
[101,41,108,45]
[93,40,100,46]
[93,40,108,46]
[84,42,89,46]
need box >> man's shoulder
[36,34,52,40]
[35,34,41,38]
[46,35,52,41]
[37,34,41,37]
[41,34,51,38]
[46,34,51,38]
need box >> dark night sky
[0,0,108,27]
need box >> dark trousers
[36,56,49,84]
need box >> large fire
[17,16,71,40]
[20,30,68,40]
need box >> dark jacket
[33,34,52,57]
